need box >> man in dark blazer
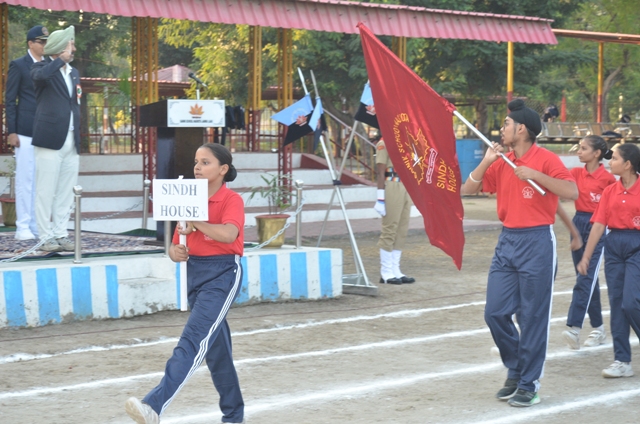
[30,25,80,252]
[5,25,48,241]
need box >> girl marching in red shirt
[559,136,616,349]
[578,143,640,379]
[126,143,245,424]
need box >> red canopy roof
[3,0,557,44]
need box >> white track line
[467,387,640,424]
[0,312,616,401]
[157,343,632,424]
[0,289,582,365]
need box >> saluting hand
[59,41,75,63]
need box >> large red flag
[358,23,465,269]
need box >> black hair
[583,135,612,161]
[616,143,640,174]
[199,143,237,182]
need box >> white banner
[152,179,209,221]
[167,99,225,127]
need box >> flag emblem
[366,104,376,116]
[295,115,308,126]
[358,22,464,269]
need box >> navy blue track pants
[144,254,244,423]
[485,225,556,393]
[604,230,640,363]
[567,212,604,328]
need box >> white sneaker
[583,329,606,347]
[602,361,634,378]
[56,237,75,251]
[125,397,159,424]
[40,239,63,252]
[562,328,580,350]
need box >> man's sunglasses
[32,39,47,45]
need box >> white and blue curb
[0,247,343,329]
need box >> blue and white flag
[354,82,379,129]
[308,97,323,133]
[271,94,315,145]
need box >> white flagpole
[307,69,372,290]
[177,175,188,311]
[453,110,546,196]
[297,67,308,95]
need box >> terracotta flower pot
[255,214,290,248]
[0,197,16,227]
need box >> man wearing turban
[461,99,578,407]
[30,25,80,252]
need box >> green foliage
[159,20,250,105]
[7,0,640,131]
[8,6,130,78]
[552,0,640,121]
[247,174,295,215]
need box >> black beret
[508,99,542,136]
[27,25,49,42]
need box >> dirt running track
[1,196,638,424]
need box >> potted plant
[0,156,16,227]
[247,173,295,248]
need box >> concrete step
[79,153,142,173]
[244,201,421,227]
[79,191,144,213]
[235,184,376,208]
[228,168,335,188]
[3,151,383,234]
[232,152,302,170]
[67,210,156,234]
[77,171,144,192]
[65,197,423,234]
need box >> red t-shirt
[172,184,245,256]
[591,177,640,230]
[483,144,574,228]
[571,164,616,213]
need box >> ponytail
[199,143,237,182]
[583,135,610,161]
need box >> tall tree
[7,6,130,148]
[555,0,640,122]
[404,0,583,133]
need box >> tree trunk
[474,99,488,136]
[602,65,623,122]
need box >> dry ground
[1,196,638,423]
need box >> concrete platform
[0,246,342,329]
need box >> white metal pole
[317,121,358,246]
[308,69,370,286]
[453,110,546,196]
[73,186,82,264]
[178,175,188,311]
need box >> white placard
[167,99,225,127]
[152,179,209,221]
